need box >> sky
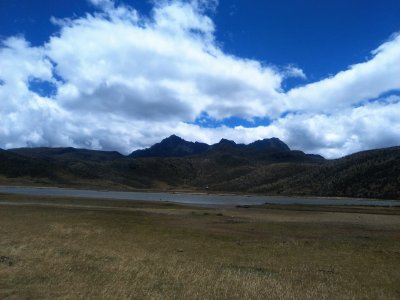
[0,0,400,158]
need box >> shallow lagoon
[1,186,400,207]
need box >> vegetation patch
[0,196,399,299]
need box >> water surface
[1,186,400,207]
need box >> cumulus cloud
[285,34,400,113]
[273,95,400,157]
[0,0,399,158]
[46,0,283,121]
[283,65,307,80]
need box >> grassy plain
[1,193,400,299]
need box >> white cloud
[88,0,114,8]
[46,0,284,122]
[285,33,400,113]
[283,65,307,80]
[0,0,400,158]
[284,96,400,158]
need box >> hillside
[208,147,400,199]
[1,137,400,199]
[10,147,123,161]
[130,135,209,158]
[130,135,296,159]
[0,149,56,179]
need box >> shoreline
[1,184,399,202]
[1,185,400,207]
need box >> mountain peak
[248,137,290,151]
[163,134,184,142]
[217,138,237,146]
[130,135,208,158]
[130,135,292,158]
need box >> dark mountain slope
[130,135,323,163]
[247,147,400,199]
[206,139,324,164]
[130,135,209,158]
[10,147,123,161]
[0,149,56,178]
[248,137,290,151]
[1,138,399,200]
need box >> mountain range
[1,135,399,199]
[129,135,294,158]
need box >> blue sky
[0,0,400,157]
[2,0,400,82]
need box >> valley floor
[1,194,400,299]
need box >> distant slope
[0,149,56,178]
[129,135,310,160]
[1,138,399,199]
[197,146,400,200]
[10,147,123,161]
[130,135,209,158]
[302,147,400,199]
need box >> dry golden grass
[1,194,400,299]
